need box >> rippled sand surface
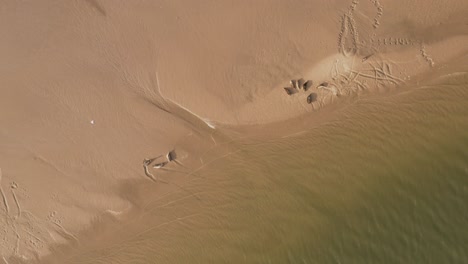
[39,57,468,264]
[1,1,467,263]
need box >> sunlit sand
[0,0,467,263]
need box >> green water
[50,69,468,263]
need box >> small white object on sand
[90,120,95,125]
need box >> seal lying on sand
[166,150,177,162]
[284,87,299,95]
[303,80,313,91]
[307,93,318,104]
[153,161,169,169]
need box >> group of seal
[284,78,317,104]
[284,78,313,95]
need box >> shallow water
[44,63,468,264]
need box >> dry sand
[0,0,467,262]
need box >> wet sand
[0,0,467,263]
[36,54,468,264]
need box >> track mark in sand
[9,183,20,219]
[155,71,216,130]
[328,0,436,104]
[338,14,360,57]
[143,156,169,184]
[127,213,201,243]
[371,37,414,46]
[350,70,400,84]
[184,149,241,180]
[142,156,206,202]
[46,211,59,225]
[338,0,379,57]
[331,59,341,80]
[322,56,405,98]
[348,0,359,12]
[420,43,435,67]
[130,147,243,227]
[52,222,79,243]
[367,37,435,67]
[362,53,374,62]
[338,0,384,55]
[210,134,217,145]
[143,159,158,182]
[14,235,19,256]
[47,211,78,243]
[281,130,308,139]
[33,155,72,180]
[140,70,215,133]
[0,169,51,260]
[0,169,9,215]
[369,0,383,29]
[9,224,21,256]
[25,229,44,249]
